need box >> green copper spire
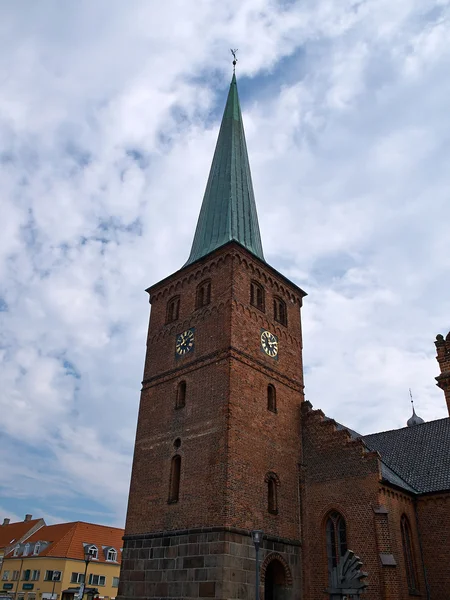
[185,73,265,266]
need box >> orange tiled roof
[12,522,124,564]
[0,520,44,550]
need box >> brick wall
[377,487,426,600]
[301,403,383,600]
[417,493,450,600]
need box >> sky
[1,0,449,527]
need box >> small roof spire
[407,389,425,427]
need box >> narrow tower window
[266,473,279,514]
[250,281,265,312]
[401,515,418,593]
[273,296,287,326]
[176,381,186,409]
[168,454,181,503]
[326,511,347,580]
[166,296,180,324]
[267,384,277,412]
[196,279,211,309]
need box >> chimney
[24,514,32,522]
[2,518,10,526]
[435,332,450,416]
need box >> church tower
[435,332,450,415]
[118,72,306,600]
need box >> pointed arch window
[196,279,211,309]
[273,296,287,326]
[267,384,277,413]
[265,472,279,514]
[250,281,265,312]
[176,381,186,409]
[401,515,418,593]
[168,454,181,503]
[326,511,347,580]
[166,296,180,324]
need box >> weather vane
[409,388,414,407]
[231,48,238,72]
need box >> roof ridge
[365,416,449,437]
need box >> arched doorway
[264,558,288,600]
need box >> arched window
[267,384,277,412]
[326,511,347,580]
[23,544,30,557]
[250,281,265,312]
[33,542,41,556]
[166,296,180,324]
[87,545,98,559]
[176,381,186,409]
[196,280,211,309]
[265,472,279,514]
[273,297,287,326]
[107,548,117,562]
[401,515,418,593]
[168,455,181,503]
[13,545,19,557]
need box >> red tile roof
[0,520,44,550]
[11,522,124,564]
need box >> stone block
[199,582,216,598]
[183,556,205,569]
[194,568,208,581]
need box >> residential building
[0,522,123,600]
[116,67,450,600]
[0,517,45,569]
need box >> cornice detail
[149,247,304,304]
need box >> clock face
[175,328,195,357]
[261,330,278,358]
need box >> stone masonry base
[117,527,301,600]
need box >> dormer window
[273,296,287,326]
[166,296,180,324]
[107,548,117,562]
[23,543,30,557]
[196,280,211,309]
[33,542,41,556]
[13,545,20,557]
[250,281,265,312]
[87,545,98,559]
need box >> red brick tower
[435,332,450,415]
[118,72,306,600]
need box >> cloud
[0,0,449,525]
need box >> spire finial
[231,48,238,73]
[407,388,425,427]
